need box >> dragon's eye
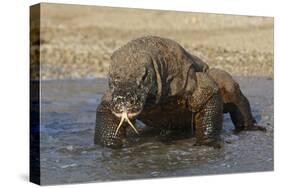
[137,68,148,86]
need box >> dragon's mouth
[112,110,141,118]
[112,111,140,136]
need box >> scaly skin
[94,36,265,149]
[187,73,223,148]
[94,100,127,148]
[207,68,266,132]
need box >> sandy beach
[31,3,273,80]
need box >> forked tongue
[114,111,139,136]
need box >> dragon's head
[108,62,155,135]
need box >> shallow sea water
[39,77,273,185]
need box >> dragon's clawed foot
[235,124,266,133]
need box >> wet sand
[40,77,273,185]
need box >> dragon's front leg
[94,100,128,148]
[188,73,223,148]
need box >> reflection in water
[39,78,273,185]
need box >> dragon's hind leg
[207,68,266,132]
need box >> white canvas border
[0,0,279,188]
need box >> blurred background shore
[31,3,273,80]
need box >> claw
[234,124,267,133]
[244,124,267,132]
